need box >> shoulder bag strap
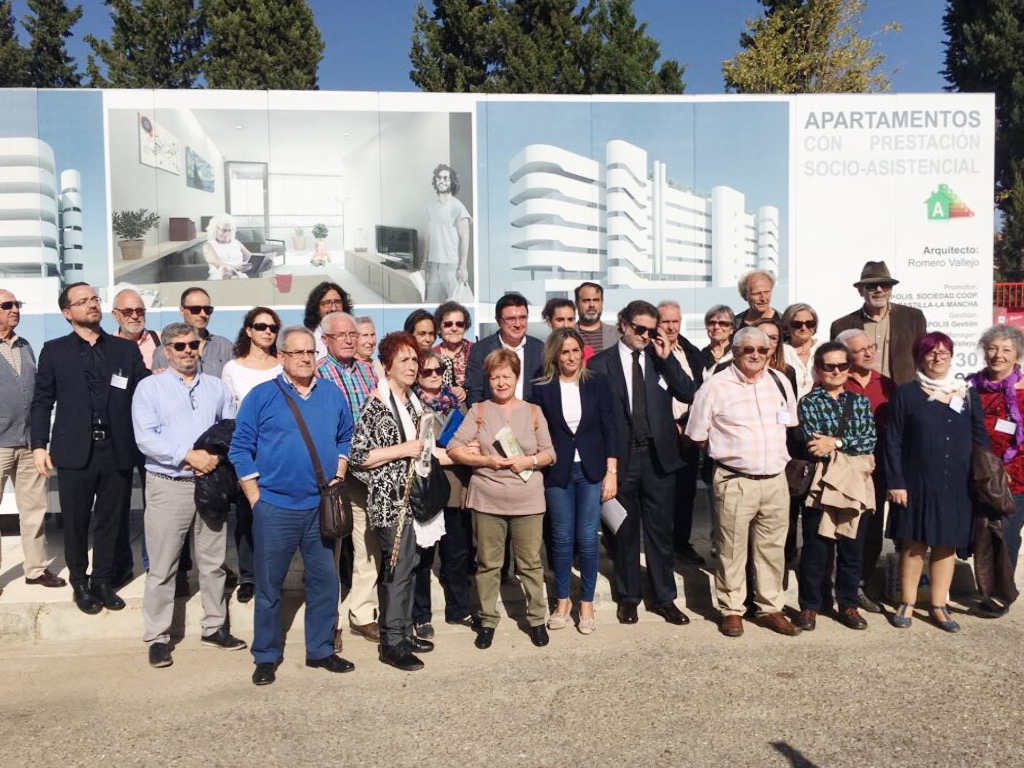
[767,367,789,403]
[273,379,328,488]
[837,392,854,439]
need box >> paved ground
[1,602,1021,768]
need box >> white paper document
[600,498,628,535]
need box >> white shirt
[670,343,694,420]
[784,340,822,399]
[501,334,527,400]
[617,340,644,410]
[560,379,582,463]
[221,359,283,408]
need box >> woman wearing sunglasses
[793,342,877,632]
[433,300,473,403]
[219,307,283,603]
[700,305,735,375]
[782,303,822,399]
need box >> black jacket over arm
[465,332,544,406]
[587,342,695,476]
[30,331,149,470]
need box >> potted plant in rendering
[292,226,307,251]
[311,222,329,266]
[112,209,160,260]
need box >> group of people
[0,257,1020,685]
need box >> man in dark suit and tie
[31,283,149,614]
[588,300,696,625]
[466,292,543,406]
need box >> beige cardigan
[806,452,876,539]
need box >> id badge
[776,409,790,425]
[110,373,128,390]
[996,418,1016,435]
[949,395,964,413]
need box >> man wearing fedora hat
[829,261,926,385]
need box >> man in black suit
[465,292,543,406]
[589,300,696,625]
[31,283,149,614]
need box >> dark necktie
[631,350,650,443]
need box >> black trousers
[376,523,417,648]
[859,476,887,586]
[672,461,700,552]
[57,439,132,588]
[798,506,863,612]
[412,543,436,625]
[613,445,677,607]
[438,506,474,621]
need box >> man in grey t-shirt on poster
[423,164,471,302]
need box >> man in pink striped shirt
[685,326,801,638]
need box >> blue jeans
[544,463,602,602]
[252,499,338,664]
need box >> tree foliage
[410,0,683,94]
[23,0,83,87]
[0,0,29,87]
[85,0,203,88]
[200,0,323,89]
[943,0,1024,280]
[723,0,896,94]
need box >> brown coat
[829,302,927,385]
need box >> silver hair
[657,299,681,313]
[205,212,236,244]
[160,322,195,346]
[279,325,315,351]
[112,288,142,307]
[781,302,819,329]
[979,324,1024,360]
[836,328,870,346]
[732,326,768,350]
[353,315,375,328]
[737,269,776,299]
[320,311,356,334]
[704,304,735,325]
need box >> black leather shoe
[72,584,102,614]
[306,654,356,673]
[405,635,434,653]
[148,642,173,668]
[474,627,495,649]
[529,625,549,647]
[379,643,424,671]
[236,583,255,603]
[201,626,247,651]
[91,582,126,611]
[616,603,639,624]
[252,662,276,685]
[650,602,691,625]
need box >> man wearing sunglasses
[132,324,244,668]
[30,283,149,614]
[686,326,801,638]
[0,290,65,592]
[829,261,927,385]
[151,287,233,378]
[466,292,543,406]
[111,289,160,370]
[589,300,696,626]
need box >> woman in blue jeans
[531,328,619,634]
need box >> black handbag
[971,445,1016,516]
[390,393,450,523]
[274,380,353,539]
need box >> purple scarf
[967,366,1024,463]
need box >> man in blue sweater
[229,326,355,686]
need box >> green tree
[85,0,203,88]
[942,0,1024,280]
[23,0,82,87]
[200,0,323,89]
[723,0,896,94]
[410,0,683,94]
[0,0,29,86]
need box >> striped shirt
[315,354,378,420]
[685,363,797,476]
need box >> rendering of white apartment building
[507,140,779,302]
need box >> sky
[11,0,949,94]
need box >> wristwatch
[834,438,843,449]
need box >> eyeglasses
[250,322,280,333]
[168,340,201,352]
[0,300,24,310]
[924,349,952,361]
[115,307,146,317]
[323,331,357,340]
[790,319,817,330]
[500,313,528,324]
[739,346,769,356]
[183,305,214,316]
[319,298,344,309]
[442,320,466,329]
[863,283,892,292]
[281,349,317,358]
[706,320,732,328]
[420,366,443,376]
[69,296,100,308]
[630,323,657,337]
[820,362,851,373]
[851,343,878,354]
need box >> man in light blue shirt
[133,322,244,669]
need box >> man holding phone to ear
[588,300,696,626]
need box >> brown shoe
[349,620,381,643]
[794,609,817,631]
[720,614,744,637]
[838,607,868,630]
[333,628,344,654]
[758,612,802,636]
[26,569,67,588]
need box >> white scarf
[915,369,967,400]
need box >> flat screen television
[375,225,417,270]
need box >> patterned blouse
[434,340,472,389]
[797,386,876,456]
[350,394,416,529]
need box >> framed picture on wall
[186,147,214,192]
[138,112,181,174]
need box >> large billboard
[0,89,994,360]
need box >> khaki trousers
[336,479,381,624]
[712,468,790,616]
[473,511,547,629]
[0,446,50,579]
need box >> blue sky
[11,0,948,94]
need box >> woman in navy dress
[886,331,988,632]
